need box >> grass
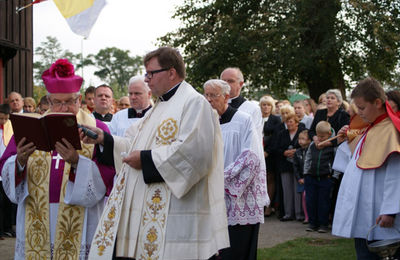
[257,237,356,260]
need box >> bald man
[220,67,263,137]
[109,76,152,136]
[7,92,24,114]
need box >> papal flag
[53,0,106,38]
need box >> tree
[85,47,143,94]
[33,36,80,86]
[159,0,400,101]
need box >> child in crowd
[0,104,14,239]
[303,121,335,233]
[293,130,311,224]
[37,95,49,114]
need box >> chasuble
[0,109,115,260]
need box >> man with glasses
[86,47,229,260]
[220,67,263,138]
[109,76,152,136]
[203,79,268,260]
[0,59,115,260]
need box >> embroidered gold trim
[137,184,171,260]
[25,151,51,260]
[92,173,126,256]
[156,118,178,145]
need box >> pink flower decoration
[49,59,74,78]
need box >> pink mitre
[42,59,83,93]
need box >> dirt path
[0,216,337,259]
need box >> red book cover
[10,112,82,152]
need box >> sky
[33,0,183,87]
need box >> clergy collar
[128,105,152,118]
[93,111,113,122]
[228,95,246,109]
[159,82,181,102]
[220,105,238,124]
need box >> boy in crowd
[304,121,335,233]
[293,129,311,225]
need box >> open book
[10,112,82,152]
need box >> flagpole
[81,37,84,83]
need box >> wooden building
[0,0,33,103]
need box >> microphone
[77,124,98,140]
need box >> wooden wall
[0,0,33,103]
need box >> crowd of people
[0,46,399,260]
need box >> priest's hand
[376,214,395,228]
[16,137,36,167]
[122,150,142,170]
[55,138,79,165]
[79,125,104,145]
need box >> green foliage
[159,0,400,101]
[33,85,48,104]
[84,47,143,94]
[33,36,81,86]
[257,238,356,260]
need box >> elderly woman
[309,89,350,147]
[203,79,268,260]
[260,95,281,217]
[23,97,36,113]
[276,113,305,221]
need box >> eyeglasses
[50,97,79,108]
[203,93,222,99]
[144,68,169,79]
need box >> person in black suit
[260,96,281,216]
[276,113,305,221]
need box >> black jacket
[276,124,305,173]
[293,147,308,180]
[263,114,281,153]
[304,143,335,178]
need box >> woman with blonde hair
[23,97,36,113]
[260,95,281,217]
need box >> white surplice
[332,138,400,240]
[89,81,229,260]
[220,110,269,226]
[237,100,263,139]
[108,108,141,136]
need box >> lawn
[257,237,356,260]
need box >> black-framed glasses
[144,68,169,79]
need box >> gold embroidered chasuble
[24,109,96,260]
[89,81,229,260]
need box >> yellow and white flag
[53,0,106,38]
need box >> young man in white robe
[0,59,115,260]
[332,77,400,259]
[220,67,263,138]
[84,47,229,260]
[203,79,269,260]
[109,76,152,137]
